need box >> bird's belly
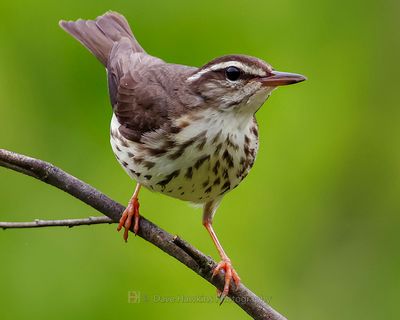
[110,132,258,204]
[110,112,259,204]
[140,154,238,203]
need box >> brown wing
[60,12,199,142]
[107,39,197,142]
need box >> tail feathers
[59,11,144,66]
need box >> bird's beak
[259,71,306,86]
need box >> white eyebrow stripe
[187,61,267,82]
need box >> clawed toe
[117,197,140,242]
[212,259,241,302]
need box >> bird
[59,11,306,299]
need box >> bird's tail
[59,11,144,66]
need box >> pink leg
[117,184,141,241]
[203,201,240,301]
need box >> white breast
[110,109,259,204]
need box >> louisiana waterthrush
[60,11,306,299]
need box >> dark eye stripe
[188,61,267,82]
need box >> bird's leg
[203,201,240,302]
[117,183,141,241]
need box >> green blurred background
[1,0,399,319]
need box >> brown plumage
[61,12,197,143]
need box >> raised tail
[59,11,145,66]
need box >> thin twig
[0,216,112,229]
[0,148,287,320]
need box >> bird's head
[187,55,306,115]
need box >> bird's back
[60,11,197,142]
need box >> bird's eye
[225,66,241,81]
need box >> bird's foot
[117,197,140,241]
[212,258,241,303]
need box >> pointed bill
[259,71,306,86]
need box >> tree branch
[0,148,287,320]
[0,216,112,229]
